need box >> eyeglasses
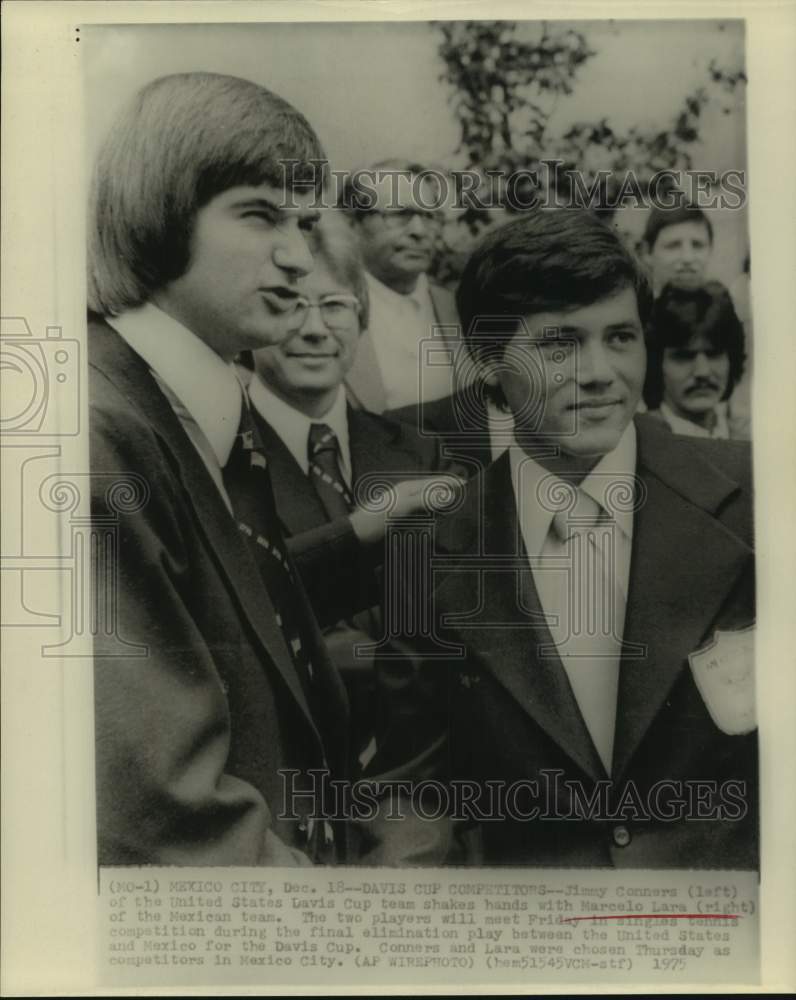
[291,294,361,330]
[370,208,443,231]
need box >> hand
[349,474,464,545]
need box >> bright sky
[83,18,749,282]
[85,19,745,170]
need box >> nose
[692,351,712,377]
[298,303,329,340]
[405,213,429,239]
[680,241,698,263]
[273,225,314,278]
[577,341,614,386]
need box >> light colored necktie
[547,489,623,774]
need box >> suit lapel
[253,407,423,534]
[245,413,350,771]
[433,418,751,784]
[252,414,328,537]
[428,283,459,327]
[88,321,324,746]
[435,456,606,781]
[344,329,387,413]
[446,390,495,470]
[612,418,753,779]
[429,284,478,397]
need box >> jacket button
[612,825,631,848]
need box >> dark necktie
[308,422,354,519]
[222,399,315,692]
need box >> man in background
[642,203,714,294]
[644,281,748,439]
[247,211,461,760]
[341,159,464,413]
[642,203,751,436]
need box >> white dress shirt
[659,401,730,439]
[509,425,637,772]
[366,272,453,409]
[106,303,242,512]
[248,377,352,485]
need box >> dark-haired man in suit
[369,208,757,870]
[88,72,347,866]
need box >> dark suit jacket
[258,405,450,626]
[89,317,349,866]
[388,386,497,479]
[345,282,463,413]
[369,416,757,869]
[255,404,456,757]
[646,406,750,441]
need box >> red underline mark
[560,914,740,923]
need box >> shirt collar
[659,401,729,439]
[509,423,637,558]
[248,376,351,479]
[106,303,242,468]
[408,272,431,309]
[366,270,431,310]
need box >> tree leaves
[429,20,746,285]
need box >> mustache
[685,378,721,393]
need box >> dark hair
[643,204,714,251]
[339,158,444,218]
[88,72,326,315]
[643,281,746,409]
[455,209,653,408]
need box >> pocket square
[688,625,755,735]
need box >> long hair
[643,281,746,409]
[87,72,326,316]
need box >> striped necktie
[308,422,354,519]
[222,399,315,693]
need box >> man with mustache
[341,160,464,413]
[88,72,348,866]
[644,281,747,439]
[366,208,756,870]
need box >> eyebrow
[604,320,643,331]
[669,345,724,353]
[533,319,642,336]
[662,234,707,244]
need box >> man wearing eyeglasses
[247,211,463,770]
[341,159,463,413]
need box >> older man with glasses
[340,159,464,413]
[246,210,463,766]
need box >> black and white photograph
[85,15,756,866]
[2,2,795,995]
